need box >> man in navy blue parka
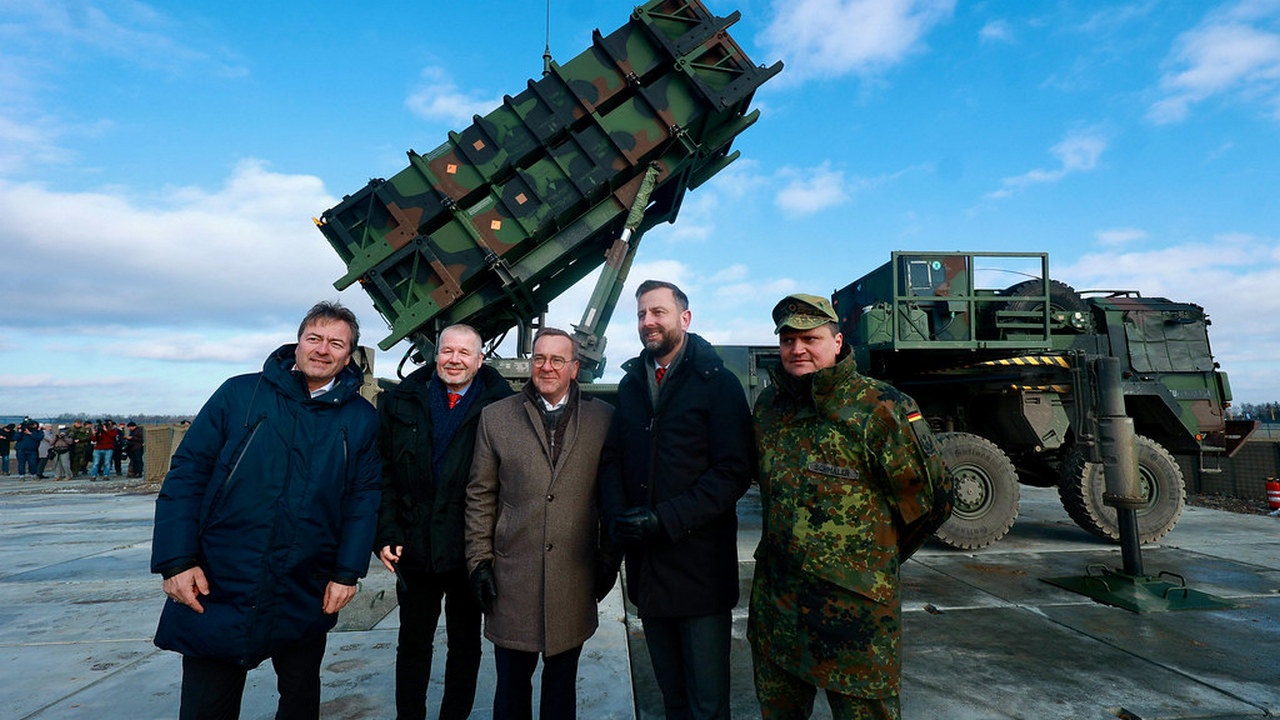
[151,301,382,720]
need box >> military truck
[717,252,1254,549]
[315,2,1253,551]
[832,251,1256,548]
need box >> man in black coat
[376,323,513,720]
[600,280,754,720]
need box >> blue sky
[3,0,1278,417]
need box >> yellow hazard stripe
[975,355,1070,368]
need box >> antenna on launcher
[543,0,553,76]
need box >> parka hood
[263,343,364,405]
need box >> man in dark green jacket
[376,323,513,720]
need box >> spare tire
[992,278,1093,335]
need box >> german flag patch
[906,409,936,454]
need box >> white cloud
[0,373,122,390]
[660,191,718,244]
[713,278,801,306]
[1077,2,1159,35]
[109,331,287,364]
[979,20,1014,44]
[1148,2,1280,123]
[759,0,955,84]
[708,264,751,284]
[0,160,360,330]
[0,113,70,175]
[775,163,851,216]
[1055,233,1280,404]
[1095,227,1148,246]
[704,158,771,200]
[0,2,245,178]
[0,1,245,77]
[405,66,505,127]
[987,128,1108,199]
[0,159,396,413]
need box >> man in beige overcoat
[465,327,616,720]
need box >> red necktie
[447,392,462,409]
[655,367,665,385]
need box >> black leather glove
[614,506,662,547]
[470,560,497,614]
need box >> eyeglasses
[531,355,571,370]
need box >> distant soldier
[70,420,92,476]
[749,294,952,720]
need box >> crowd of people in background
[0,417,145,481]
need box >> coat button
[546,494,554,502]
[545,543,553,552]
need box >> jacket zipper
[202,413,267,532]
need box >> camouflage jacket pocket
[800,546,896,605]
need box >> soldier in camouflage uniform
[748,294,951,720]
[70,420,92,477]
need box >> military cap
[772,293,839,333]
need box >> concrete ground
[0,475,632,720]
[2,474,1278,719]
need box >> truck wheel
[1057,435,1185,543]
[933,432,1020,550]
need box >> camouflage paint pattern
[834,252,1236,459]
[748,353,949,700]
[316,0,782,351]
[752,651,901,720]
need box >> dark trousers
[178,632,327,720]
[395,566,482,720]
[127,448,143,476]
[16,449,37,475]
[492,644,583,720]
[642,612,732,720]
